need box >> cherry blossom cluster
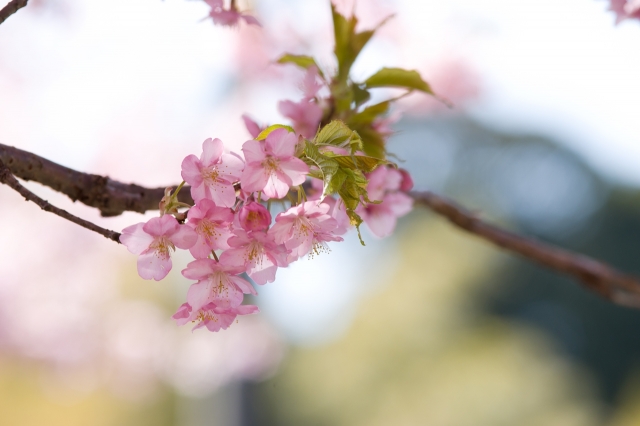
[118,3,431,333]
[120,124,414,333]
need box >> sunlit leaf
[364,67,434,94]
[348,101,390,127]
[276,54,324,78]
[327,154,388,173]
[256,124,295,140]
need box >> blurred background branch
[0,0,28,25]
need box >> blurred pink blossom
[204,0,261,27]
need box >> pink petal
[181,155,203,186]
[143,215,178,237]
[169,225,198,249]
[263,173,291,199]
[242,114,262,138]
[247,262,277,285]
[220,153,245,180]
[182,258,215,280]
[235,304,260,315]
[120,223,154,255]
[207,181,238,208]
[230,276,257,296]
[201,138,224,166]
[242,140,266,164]
[265,128,296,158]
[240,164,269,194]
[278,157,309,186]
[186,281,213,311]
[137,250,172,281]
[241,14,261,27]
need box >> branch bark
[0,158,121,243]
[2,142,640,307]
[411,191,640,307]
[0,143,192,216]
[0,0,28,25]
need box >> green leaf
[314,121,364,154]
[353,125,386,159]
[303,140,339,195]
[314,120,354,146]
[346,210,365,245]
[256,124,295,141]
[364,67,434,94]
[327,154,388,173]
[348,101,390,127]
[276,54,324,78]
[331,4,380,83]
[351,84,371,107]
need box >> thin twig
[0,0,28,25]
[0,158,121,243]
[411,191,640,308]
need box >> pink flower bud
[399,169,414,192]
[239,201,272,231]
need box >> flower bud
[239,201,272,231]
[399,169,414,192]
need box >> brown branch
[3,142,640,307]
[0,143,193,216]
[0,0,28,25]
[0,158,121,243]
[411,191,640,308]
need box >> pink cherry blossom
[182,258,257,310]
[269,201,343,259]
[359,192,413,238]
[204,0,261,27]
[278,99,323,139]
[300,66,323,99]
[186,199,235,258]
[366,165,403,201]
[323,196,351,236]
[120,215,197,281]
[220,229,289,285]
[240,128,309,199]
[172,302,259,332]
[181,138,244,207]
[238,201,272,231]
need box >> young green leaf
[276,54,324,78]
[347,100,390,127]
[326,154,389,173]
[256,124,295,141]
[364,67,434,94]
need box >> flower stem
[211,250,220,262]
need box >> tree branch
[411,191,640,308]
[0,143,193,216]
[0,158,121,243]
[3,142,640,307]
[0,0,28,25]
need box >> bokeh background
[2,0,640,425]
